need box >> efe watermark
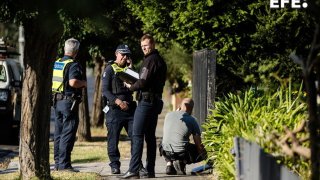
[270,0,308,8]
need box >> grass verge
[0,126,131,179]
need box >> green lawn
[0,126,131,179]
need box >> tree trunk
[19,20,62,179]
[306,24,320,180]
[77,86,92,141]
[305,72,320,180]
[90,56,105,127]
[76,51,91,141]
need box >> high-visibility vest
[110,63,130,95]
[111,63,127,73]
[52,58,74,93]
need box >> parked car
[0,39,22,145]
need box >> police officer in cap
[52,38,87,172]
[102,44,136,174]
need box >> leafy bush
[202,82,309,179]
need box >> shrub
[202,82,309,179]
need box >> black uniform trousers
[54,99,79,170]
[106,104,135,169]
[128,98,163,174]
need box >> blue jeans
[128,99,162,173]
[54,99,79,169]
[106,106,135,169]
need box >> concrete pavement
[75,105,213,179]
[3,103,213,179]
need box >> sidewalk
[76,106,213,179]
[5,104,213,179]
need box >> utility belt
[137,91,162,102]
[164,151,186,161]
[55,93,74,101]
[52,93,82,112]
[159,142,206,164]
[159,142,187,161]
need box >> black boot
[139,166,155,178]
[166,164,177,175]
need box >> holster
[136,91,142,101]
[104,97,116,107]
[70,94,82,112]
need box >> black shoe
[60,167,80,172]
[139,166,148,177]
[139,166,155,178]
[140,172,155,178]
[166,165,177,175]
[118,171,140,179]
[111,167,121,174]
[144,173,155,178]
[173,160,186,175]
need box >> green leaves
[125,0,314,92]
[202,82,308,179]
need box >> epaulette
[107,59,114,65]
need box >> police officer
[102,44,136,174]
[52,38,86,172]
[120,34,167,179]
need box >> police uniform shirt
[102,64,133,105]
[61,55,84,97]
[129,50,167,94]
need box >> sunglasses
[120,53,130,57]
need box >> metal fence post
[234,137,300,180]
[192,49,216,126]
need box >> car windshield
[0,65,7,82]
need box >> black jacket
[130,50,167,95]
[102,63,133,105]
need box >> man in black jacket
[120,34,167,179]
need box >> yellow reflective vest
[110,63,130,94]
[52,58,74,93]
[111,63,127,73]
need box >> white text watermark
[270,0,308,8]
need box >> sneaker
[173,160,186,175]
[166,165,177,175]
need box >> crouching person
[160,98,208,175]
